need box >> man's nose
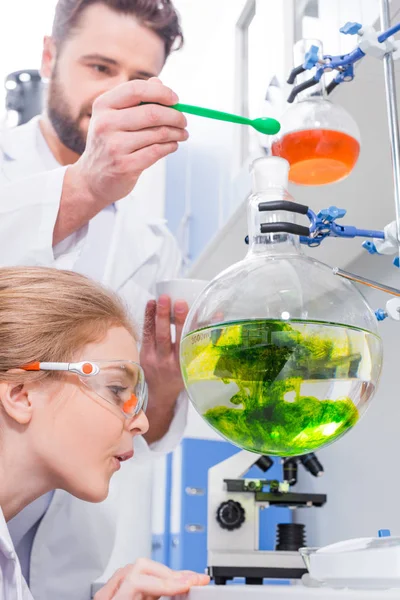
[100,73,131,94]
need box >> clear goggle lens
[80,361,148,416]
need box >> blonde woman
[0,266,208,599]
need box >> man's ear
[0,380,33,425]
[41,36,57,80]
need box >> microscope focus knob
[216,500,245,531]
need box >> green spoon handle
[172,103,250,126]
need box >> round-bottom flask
[180,157,382,456]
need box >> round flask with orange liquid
[272,40,361,186]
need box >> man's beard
[47,70,89,156]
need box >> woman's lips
[115,450,134,462]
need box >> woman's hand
[94,558,210,599]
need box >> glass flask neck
[297,81,327,103]
[247,186,302,256]
[294,38,327,103]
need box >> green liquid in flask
[181,319,381,456]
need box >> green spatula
[171,102,281,135]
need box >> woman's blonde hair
[0,266,137,383]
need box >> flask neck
[296,80,327,103]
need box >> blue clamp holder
[299,205,384,247]
[340,22,363,36]
[378,529,391,537]
[362,240,378,254]
[243,202,385,247]
[375,309,387,321]
[304,45,320,69]
[286,20,400,102]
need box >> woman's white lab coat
[0,119,188,599]
[0,507,33,600]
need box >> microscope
[207,449,326,585]
[5,70,43,126]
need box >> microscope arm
[209,450,261,487]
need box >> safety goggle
[21,361,148,418]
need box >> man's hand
[140,295,189,445]
[94,557,209,600]
[54,78,188,245]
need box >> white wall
[304,0,380,54]
[162,0,248,208]
[162,0,247,112]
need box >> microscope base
[208,550,307,584]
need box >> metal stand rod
[380,0,400,262]
[333,267,400,297]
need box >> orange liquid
[271,129,360,185]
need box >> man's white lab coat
[0,118,187,599]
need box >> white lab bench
[181,585,400,599]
